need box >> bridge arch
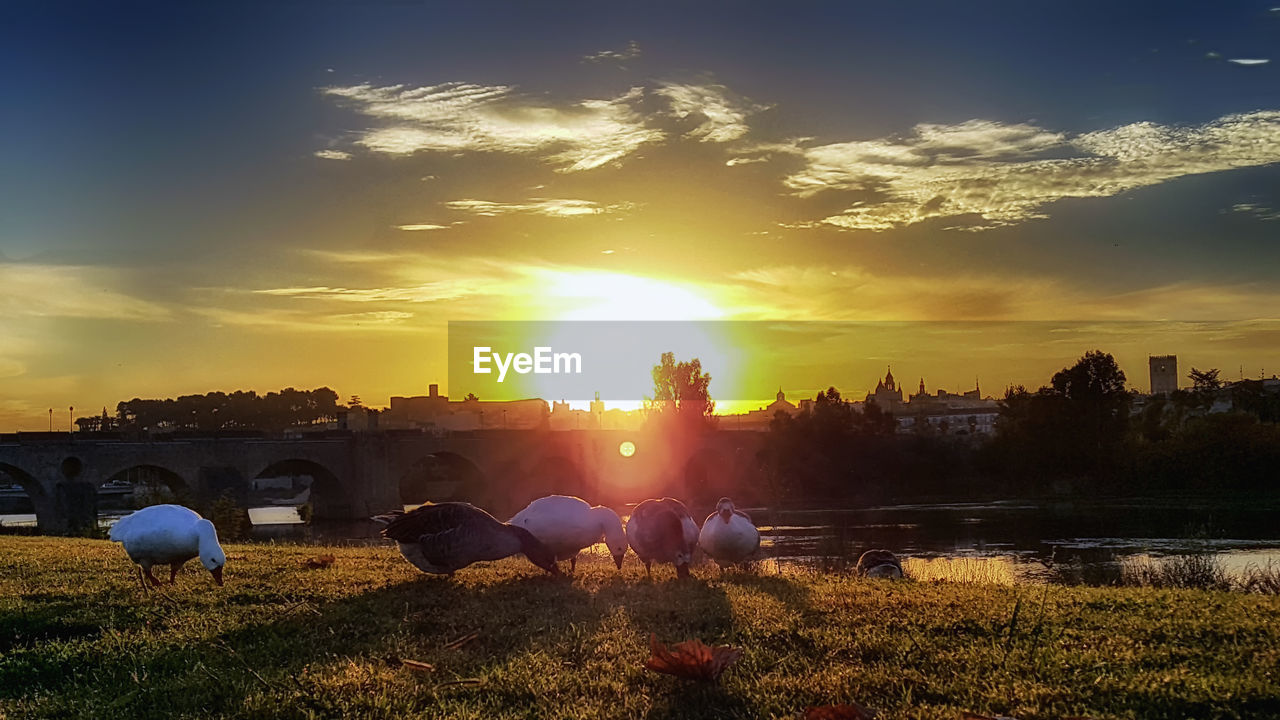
[101,464,192,506]
[0,462,46,521]
[399,452,486,507]
[253,458,349,521]
[521,454,586,505]
[681,446,734,507]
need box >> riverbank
[3,537,1279,719]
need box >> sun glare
[537,270,727,320]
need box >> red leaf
[644,633,743,682]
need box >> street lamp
[69,406,74,433]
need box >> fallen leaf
[802,703,876,719]
[300,554,335,569]
[644,632,743,682]
[396,658,435,673]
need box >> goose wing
[380,502,498,543]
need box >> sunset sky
[2,2,1279,428]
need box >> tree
[992,351,1133,486]
[1189,367,1222,392]
[1187,367,1222,413]
[647,352,714,431]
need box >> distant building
[1149,355,1178,395]
[896,375,999,436]
[723,388,801,431]
[866,366,905,410]
[381,383,550,431]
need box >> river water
[4,498,1277,585]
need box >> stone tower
[1149,355,1178,394]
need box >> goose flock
[107,494,769,584]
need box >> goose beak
[720,508,732,524]
[613,553,625,570]
[210,567,224,586]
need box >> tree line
[755,350,1280,502]
[74,387,343,433]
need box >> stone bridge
[0,429,767,533]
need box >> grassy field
[2,537,1278,720]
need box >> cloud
[323,82,663,172]
[583,41,641,64]
[253,280,494,304]
[313,149,352,160]
[395,223,450,231]
[0,263,172,321]
[1227,58,1270,66]
[444,198,633,217]
[333,310,414,323]
[1229,202,1280,221]
[723,264,1280,322]
[655,82,763,143]
[783,111,1280,231]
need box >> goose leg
[570,554,578,573]
[142,563,162,587]
[169,563,180,584]
[136,566,149,591]
[644,560,652,578]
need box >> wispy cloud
[323,82,663,172]
[254,280,495,304]
[583,41,641,64]
[313,149,352,160]
[0,263,172,321]
[1227,58,1271,66]
[445,198,632,217]
[655,82,763,143]
[395,223,450,231]
[724,264,1280,322]
[1229,202,1280,221]
[784,111,1280,231]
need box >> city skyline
[3,3,1279,429]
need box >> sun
[535,270,727,321]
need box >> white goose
[698,497,760,568]
[625,497,699,579]
[108,504,226,588]
[509,495,628,571]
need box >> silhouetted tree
[112,387,345,433]
[646,352,715,432]
[1189,367,1222,392]
[990,351,1132,488]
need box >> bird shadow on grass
[2,570,595,714]
[713,570,816,614]
[5,557,812,719]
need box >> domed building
[866,366,904,411]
